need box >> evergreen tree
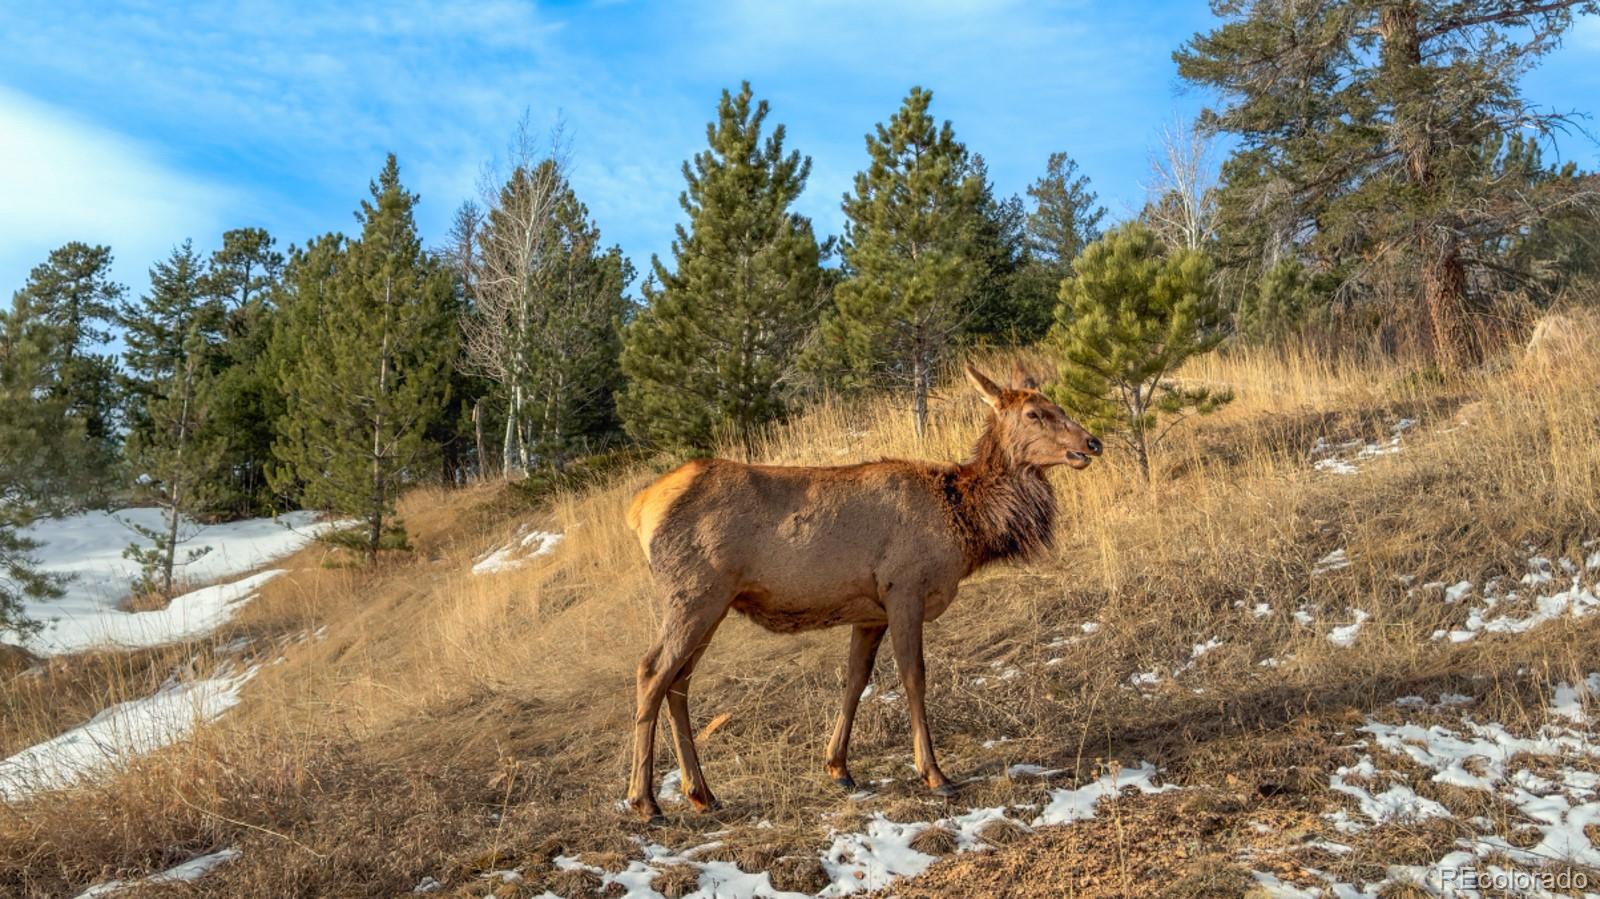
[119,242,230,594]
[1238,257,1322,344]
[823,86,984,437]
[121,326,224,597]
[996,152,1107,345]
[964,158,1036,343]
[12,242,125,493]
[1177,0,1598,367]
[120,240,224,441]
[203,228,285,517]
[264,233,346,506]
[531,191,632,464]
[1470,133,1600,301]
[207,228,285,313]
[1046,223,1231,481]
[1026,151,1106,273]
[0,294,83,635]
[440,201,495,479]
[270,155,455,560]
[620,82,823,453]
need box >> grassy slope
[2,324,1598,897]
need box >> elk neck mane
[934,417,1057,571]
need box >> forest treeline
[3,1,1598,627]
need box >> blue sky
[2,0,1598,298]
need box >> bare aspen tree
[463,117,630,474]
[461,118,571,475]
[1144,118,1219,252]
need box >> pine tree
[119,242,230,595]
[0,294,81,635]
[620,82,823,453]
[1177,0,1598,367]
[530,189,632,465]
[120,240,224,442]
[1046,223,1231,481]
[1238,258,1322,344]
[1470,133,1600,301]
[121,326,224,597]
[203,229,285,517]
[440,201,495,480]
[1000,153,1108,343]
[271,155,455,560]
[1027,151,1106,273]
[12,242,125,494]
[964,158,1036,343]
[824,87,984,437]
[264,233,346,506]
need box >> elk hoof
[831,774,857,791]
[930,782,960,799]
[628,797,666,825]
[690,795,722,813]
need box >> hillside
[3,326,1600,898]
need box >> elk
[623,365,1102,822]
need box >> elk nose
[1086,436,1103,455]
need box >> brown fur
[621,365,1101,821]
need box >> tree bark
[1424,238,1473,369]
[911,349,930,440]
[370,286,391,564]
[161,357,195,597]
[473,398,487,481]
[1381,0,1476,368]
[502,390,518,478]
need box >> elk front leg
[628,597,726,823]
[825,623,887,790]
[664,633,722,812]
[888,601,955,797]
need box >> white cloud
[0,86,235,296]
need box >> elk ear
[1010,362,1039,390]
[965,364,1005,410]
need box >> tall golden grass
[3,318,1599,896]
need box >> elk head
[965,363,1102,470]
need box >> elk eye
[1025,410,1041,422]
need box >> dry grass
[3,324,1600,896]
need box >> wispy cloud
[0,86,235,295]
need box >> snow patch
[5,508,336,655]
[1326,610,1370,648]
[1428,550,1600,645]
[1034,761,1175,826]
[563,762,1173,897]
[0,666,256,801]
[1129,670,1162,688]
[74,848,241,898]
[1325,680,1600,874]
[1328,756,1451,826]
[1311,420,1413,477]
[471,527,563,575]
[22,570,283,656]
[1313,549,1350,575]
